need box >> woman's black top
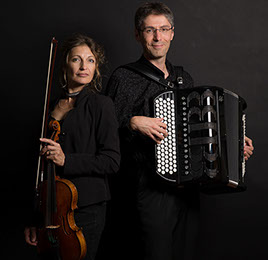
[55,87,120,207]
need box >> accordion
[153,86,247,193]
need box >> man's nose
[153,30,162,41]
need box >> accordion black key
[153,86,247,193]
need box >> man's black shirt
[106,56,194,187]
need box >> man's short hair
[135,2,174,31]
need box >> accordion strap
[189,136,218,146]
[122,62,183,89]
[189,122,217,132]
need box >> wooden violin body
[38,176,87,259]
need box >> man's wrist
[129,116,138,131]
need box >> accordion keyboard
[242,114,246,177]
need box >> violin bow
[35,37,58,191]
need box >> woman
[24,34,120,260]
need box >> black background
[1,0,267,259]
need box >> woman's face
[65,44,96,90]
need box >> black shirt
[106,56,193,186]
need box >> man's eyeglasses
[141,26,174,35]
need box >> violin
[34,38,87,259]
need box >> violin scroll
[49,120,61,142]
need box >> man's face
[136,14,174,60]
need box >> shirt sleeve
[106,69,129,126]
[63,96,120,176]
[105,68,139,140]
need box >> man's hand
[244,136,254,160]
[130,116,168,144]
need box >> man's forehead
[142,14,172,28]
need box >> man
[106,2,253,260]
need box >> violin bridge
[46,225,60,229]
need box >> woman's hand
[130,116,168,144]
[244,136,254,160]
[24,227,38,246]
[40,138,65,166]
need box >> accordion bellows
[153,86,246,193]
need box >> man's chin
[146,51,166,60]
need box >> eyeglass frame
[139,26,174,35]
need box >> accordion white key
[153,86,247,193]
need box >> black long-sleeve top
[55,87,120,207]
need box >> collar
[137,55,176,81]
[74,86,95,105]
[59,85,93,107]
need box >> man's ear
[171,27,175,41]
